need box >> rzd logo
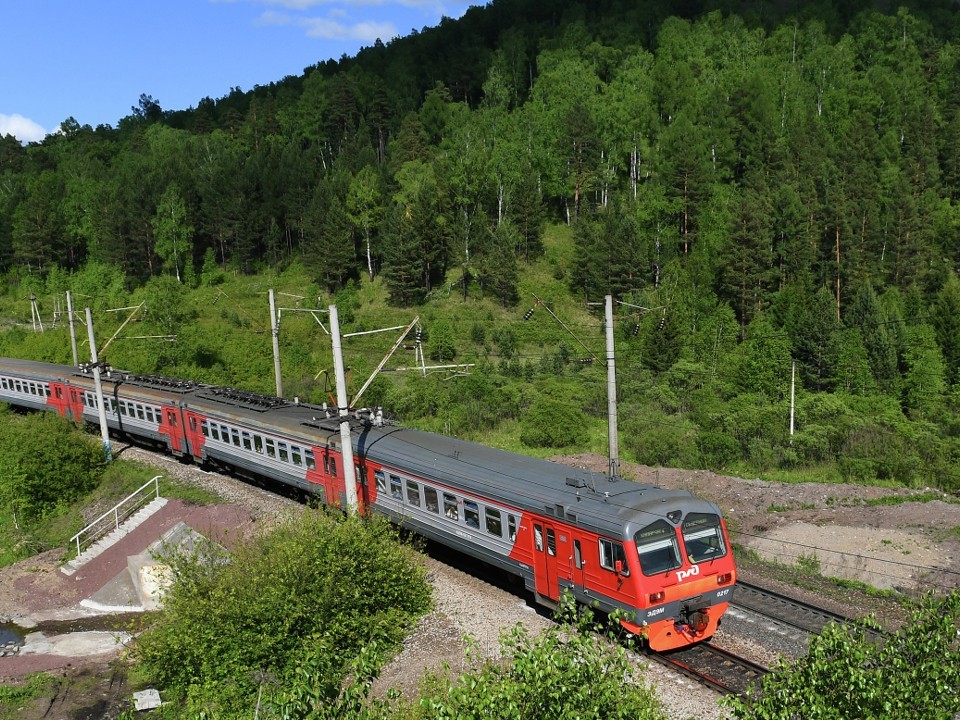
[675,565,700,582]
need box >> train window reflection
[390,475,403,499]
[682,513,726,563]
[634,520,681,576]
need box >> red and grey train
[0,356,736,651]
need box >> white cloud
[302,16,396,42]
[255,9,295,25]
[0,114,47,143]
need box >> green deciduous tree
[347,165,384,282]
[151,182,194,283]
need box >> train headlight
[648,591,664,604]
[717,572,733,585]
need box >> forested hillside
[2,0,960,491]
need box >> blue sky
[0,0,476,143]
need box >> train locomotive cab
[620,508,736,651]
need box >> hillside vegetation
[2,0,960,491]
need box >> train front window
[634,520,681,576]
[682,513,727,563]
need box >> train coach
[0,355,736,651]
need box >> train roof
[0,356,723,537]
[354,421,720,537]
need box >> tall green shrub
[0,411,106,525]
[133,511,431,715]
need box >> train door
[66,386,84,421]
[533,521,560,602]
[162,407,184,454]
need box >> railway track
[732,580,885,644]
[650,579,892,696]
[650,642,768,695]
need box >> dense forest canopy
[3,0,960,490]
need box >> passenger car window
[443,493,458,520]
[406,480,421,506]
[484,508,502,536]
[424,487,439,513]
[390,475,403,500]
[464,501,480,529]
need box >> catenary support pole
[66,291,78,366]
[269,288,283,398]
[85,307,112,462]
[330,304,359,514]
[605,295,620,480]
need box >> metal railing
[69,475,162,558]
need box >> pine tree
[931,273,960,383]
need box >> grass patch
[0,673,56,717]
[0,450,219,570]
[733,543,901,601]
[767,502,816,513]
[864,491,956,507]
[758,466,847,484]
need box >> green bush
[415,601,666,720]
[0,411,106,526]
[133,511,431,716]
[725,592,960,720]
[519,397,583,448]
[697,431,740,470]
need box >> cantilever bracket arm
[351,315,420,407]
[99,302,145,356]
